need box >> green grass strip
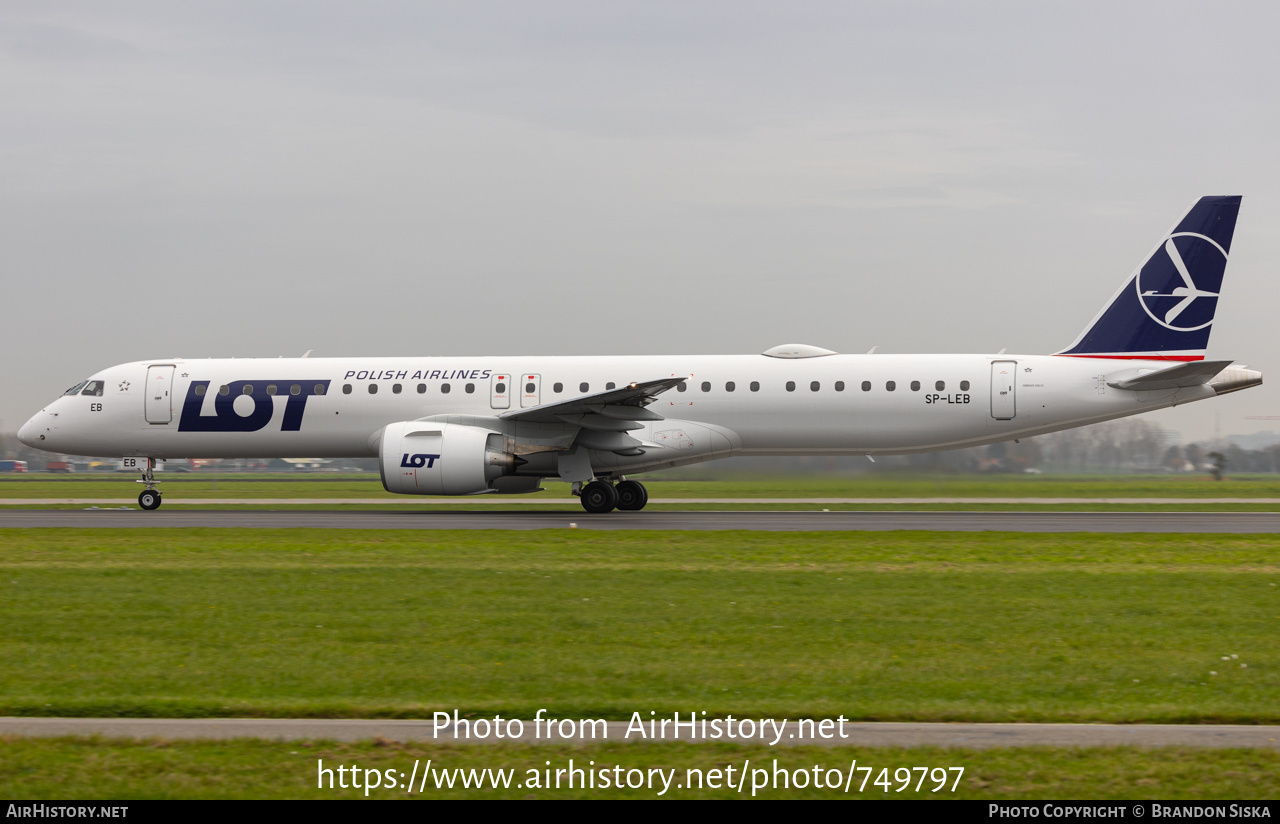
[1,530,1277,722]
[2,738,1278,799]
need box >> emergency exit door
[145,365,175,424]
[490,372,511,409]
[520,374,541,407]
[990,360,1016,420]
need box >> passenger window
[368,384,378,394]
[219,385,230,396]
[786,381,796,392]
[314,384,326,395]
[495,382,506,394]
[726,381,736,392]
[701,381,711,392]
[441,383,451,394]
[266,384,277,396]
[910,381,920,391]
[291,384,301,396]
[960,380,970,391]
[810,381,820,392]
[343,384,352,395]
[525,382,536,394]
[861,381,871,391]
[835,381,845,391]
[580,382,589,393]
[195,385,206,397]
[936,381,945,391]
[553,382,563,393]
[393,384,402,394]
[606,382,616,390]
[886,381,896,391]
[242,384,253,395]
[81,381,104,397]
[465,383,475,394]
[750,381,760,392]
[417,384,426,394]
[677,382,687,392]
[64,381,88,396]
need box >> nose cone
[18,412,47,449]
[18,415,38,447]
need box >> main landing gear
[576,479,649,513]
[136,458,162,511]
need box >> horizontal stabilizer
[1106,360,1233,391]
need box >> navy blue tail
[1057,196,1241,361]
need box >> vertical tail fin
[1057,196,1241,361]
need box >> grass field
[4,473,1280,510]
[1,529,1276,722]
[3,738,1278,799]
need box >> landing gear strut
[136,458,162,511]
[576,479,649,513]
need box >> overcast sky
[3,1,1279,442]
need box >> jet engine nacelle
[377,421,517,495]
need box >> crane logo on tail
[1136,232,1226,332]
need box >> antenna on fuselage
[301,350,313,358]
[866,346,878,355]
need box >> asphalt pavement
[2,717,1277,748]
[3,509,1280,531]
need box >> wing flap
[555,413,646,431]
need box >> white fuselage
[19,353,1222,472]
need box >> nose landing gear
[135,458,162,511]
[575,478,649,513]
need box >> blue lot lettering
[401,453,441,468]
[178,380,331,432]
[925,394,971,405]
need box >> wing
[499,376,685,455]
[499,376,685,423]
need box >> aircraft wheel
[615,480,648,511]
[138,490,162,511]
[580,480,618,513]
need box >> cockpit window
[64,381,88,396]
[80,381,104,397]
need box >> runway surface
[5,497,1280,505]
[4,509,1280,531]
[2,718,1276,748]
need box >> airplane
[18,196,1261,513]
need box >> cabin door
[145,365,175,424]
[990,360,1016,420]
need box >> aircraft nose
[17,412,49,448]
[17,416,37,447]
